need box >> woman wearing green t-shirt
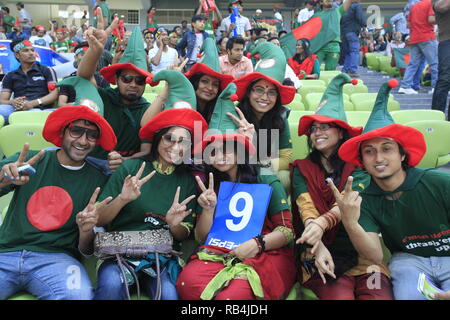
[94,108,207,300]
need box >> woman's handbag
[94,229,178,300]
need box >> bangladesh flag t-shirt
[0,149,109,258]
[50,39,76,53]
[359,168,450,257]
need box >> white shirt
[19,9,32,28]
[285,65,301,89]
[148,46,178,74]
[188,32,204,64]
[220,15,252,37]
[29,34,53,47]
[297,8,314,25]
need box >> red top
[408,0,436,45]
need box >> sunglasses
[120,74,146,86]
[161,134,191,148]
[67,123,100,142]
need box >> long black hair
[307,124,350,185]
[237,79,285,158]
[189,73,221,123]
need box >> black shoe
[347,72,360,77]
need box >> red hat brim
[338,124,427,168]
[185,63,234,91]
[139,109,207,143]
[298,114,362,138]
[43,106,117,151]
[232,72,296,105]
[100,63,153,85]
[193,133,256,156]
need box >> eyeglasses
[161,134,191,148]
[67,123,100,142]
[251,87,278,98]
[210,145,235,157]
[145,36,154,40]
[119,74,146,86]
[308,123,337,134]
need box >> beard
[120,92,141,103]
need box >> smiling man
[0,105,117,300]
[77,20,153,172]
[219,36,253,79]
[331,81,450,300]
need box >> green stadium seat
[0,123,55,158]
[404,120,450,168]
[145,82,165,94]
[288,110,314,126]
[288,94,307,111]
[390,109,446,124]
[343,83,369,96]
[142,92,158,102]
[365,53,381,71]
[289,120,311,161]
[353,99,400,112]
[298,79,326,88]
[8,110,53,125]
[298,86,326,106]
[345,111,372,127]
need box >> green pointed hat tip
[153,70,197,110]
[197,38,221,72]
[208,82,239,132]
[119,27,148,71]
[363,80,398,133]
[315,73,353,120]
[252,41,287,83]
[57,76,104,115]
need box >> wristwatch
[37,98,43,108]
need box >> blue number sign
[205,181,272,250]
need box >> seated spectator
[217,36,229,56]
[0,39,58,123]
[7,25,27,42]
[219,36,253,79]
[0,26,6,40]
[373,36,387,54]
[386,31,405,57]
[29,25,52,47]
[168,32,179,50]
[50,28,76,53]
[269,36,301,89]
[148,28,179,74]
[288,38,320,80]
[143,29,155,55]
[68,24,84,43]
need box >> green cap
[57,76,104,116]
[152,70,197,110]
[119,27,149,72]
[363,81,397,133]
[315,73,354,121]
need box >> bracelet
[253,234,266,254]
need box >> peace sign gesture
[227,107,255,141]
[0,143,45,186]
[76,187,112,233]
[327,176,362,226]
[196,172,217,211]
[118,162,156,203]
[166,187,196,228]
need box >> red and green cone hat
[233,41,296,105]
[298,73,362,137]
[185,37,234,90]
[338,80,427,167]
[194,82,256,155]
[100,27,153,85]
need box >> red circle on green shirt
[26,186,73,231]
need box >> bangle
[253,234,266,254]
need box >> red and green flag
[280,9,341,60]
[393,48,410,69]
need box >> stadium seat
[289,121,311,161]
[345,111,372,127]
[145,82,165,94]
[365,53,381,71]
[0,123,55,158]
[343,83,369,96]
[404,120,450,168]
[304,93,354,111]
[0,116,4,130]
[288,110,314,126]
[390,109,446,124]
[319,70,341,84]
[298,79,326,88]
[288,94,307,111]
[142,92,158,102]
[353,99,400,112]
[298,86,326,106]
[8,110,53,125]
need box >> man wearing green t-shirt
[0,105,117,300]
[330,82,450,300]
[1,7,15,34]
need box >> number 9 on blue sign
[226,191,253,231]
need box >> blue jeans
[412,57,427,90]
[0,106,53,124]
[388,252,450,300]
[94,260,179,300]
[0,250,93,300]
[401,40,438,89]
[342,32,360,73]
[432,39,450,119]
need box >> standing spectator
[219,0,252,40]
[181,20,190,34]
[196,0,223,39]
[177,14,209,71]
[15,2,31,39]
[2,7,15,34]
[168,32,179,50]
[0,39,58,123]
[146,6,158,32]
[431,0,450,119]
[273,5,284,29]
[68,25,84,43]
[148,28,179,74]
[29,25,52,47]
[95,0,111,28]
[298,1,316,25]
[340,0,366,77]
[291,8,301,29]
[390,12,410,40]
[219,36,253,79]
[399,0,438,95]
